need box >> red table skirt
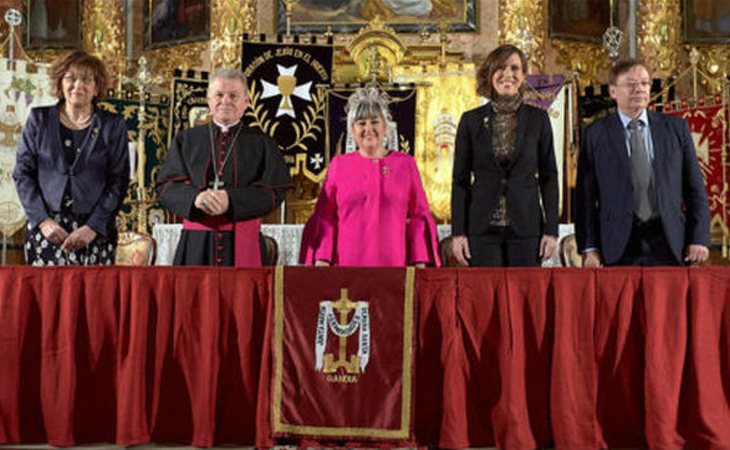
[0,266,729,449]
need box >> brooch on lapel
[483,116,490,129]
[92,127,100,138]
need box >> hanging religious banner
[662,95,729,245]
[578,84,615,130]
[0,58,56,237]
[393,64,480,222]
[168,70,209,148]
[99,94,171,231]
[272,266,415,442]
[241,39,334,182]
[525,74,569,215]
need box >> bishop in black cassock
[156,69,292,266]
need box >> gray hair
[207,68,248,96]
[345,87,395,137]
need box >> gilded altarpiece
[638,0,681,75]
[498,0,544,71]
[552,40,610,88]
[210,0,256,70]
[82,0,125,84]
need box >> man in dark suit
[575,59,710,266]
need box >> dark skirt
[24,192,116,266]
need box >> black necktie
[627,118,655,222]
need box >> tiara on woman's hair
[345,87,391,113]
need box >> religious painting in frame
[144,0,210,49]
[24,0,82,50]
[549,0,617,43]
[683,0,730,44]
[276,0,477,34]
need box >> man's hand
[39,218,68,246]
[61,225,97,253]
[451,235,471,267]
[685,244,709,265]
[314,260,331,267]
[582,250,602,268]
[195,189,230,216]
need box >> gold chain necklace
[61,108,92,129]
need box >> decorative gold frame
[276,0,478,34]
[549,0,617,43]
[683,0,730,44]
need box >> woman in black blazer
[451,44,559,267]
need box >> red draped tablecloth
[0,266,728,449]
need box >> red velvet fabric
[0,266,729,449]
[0,266,271,447]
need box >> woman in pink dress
[300,87,441,267]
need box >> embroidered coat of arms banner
[168,70,209,148]
[272,266,415,441]
[0,58,56,236]
[241,40,334,182]
[663,96,729,243]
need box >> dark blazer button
[501,179,507,185]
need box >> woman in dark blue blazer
[450,44,559,267]
[13,51,129,265]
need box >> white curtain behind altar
[153,224,575,267]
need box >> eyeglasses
[615,81,651,90]
[63,74,95,85]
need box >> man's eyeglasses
[615,81,651,90]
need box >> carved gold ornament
[211,0,256,70]
[346,16,407,83]
[82,0,125,84]
[686,47,730,94]
[499,0,544,71]
[553,40,610,88]
[638,0,680,75]
[144,43,206,90]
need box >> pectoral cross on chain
[209,177,224,190]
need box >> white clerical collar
[213,119,241,132]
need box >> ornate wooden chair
[559,233,582,267]
[115,231,157,266]
[262,234,279,266]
